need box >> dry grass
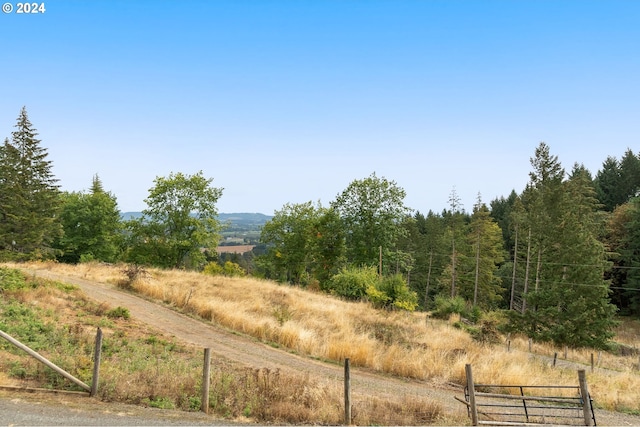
[0,266,449,425]
[7,261,640,415]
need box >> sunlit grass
[6,260,640,415]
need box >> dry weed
[5,261,640,415]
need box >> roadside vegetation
[0,266,447,425]
[4,262,640,418]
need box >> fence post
[90,327,103,397]
[201,348,211,414]
[344,358,351,425]
[578,369,593,426]
[465,364,478,426]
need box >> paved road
[0,390,241,426]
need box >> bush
[203,261,246,277]
[366,274,418,311]
[327,266,378,300]
[431,295,481,322]
[0,267,30,291]
[106,306,131,320]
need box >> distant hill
[120,212,273,229]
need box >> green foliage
[431,295,480,322]
[458,200,506,308]
[258,202,345,285]
[371,274,418,311]
[0,107,62,257]
[0,267,32,291]
[595,149,640,212]
[54,175,122,263]
[509,144,617,349]
[124,171,223,270]
[203,261,246,277]
[203,261,224,276]
[328,266,379,300]
[328,268,418,311]
[331,172,412,267]
[106,306,131,320]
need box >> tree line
[2,107,639,349]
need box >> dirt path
[10,268,640,426]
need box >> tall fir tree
[511,144,617,348]
[0,107,61,257]
[462,196,506,308]
[618,198,640,315]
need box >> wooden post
[590,353,594,372]
[201,348,211,414]
[564,345,568,359]
[507,340,511,352]
[344,358,351,425]
[528,338,532,352]
[90,328,103,397]
[465,364,478,426]
[553,352,558,367]
[578,369,593,426]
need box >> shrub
[327,266,378,300]
[203,261,223,276]
[435,296,481,323]
[203,261,246,277]
[106,306,131,320]
[0,267,30,291]
[365,274,418,312]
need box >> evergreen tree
[0,107,61,257]
[594,156,621,212]
[618,198,640,315]
[604,201,634,313]
[595,150,640,212]
[619,149,640,202]
[462,196,506,308]
[510,144,617,348]
[437,188,469,298]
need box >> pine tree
[0,107,61,257]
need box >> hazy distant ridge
[121,212,273,227]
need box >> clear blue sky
[2,1,638,214]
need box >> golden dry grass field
[2,261,640,423]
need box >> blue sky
[2,1,638,214]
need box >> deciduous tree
[54,175,122,263]
[125,171,223,269]
[331,172,412,268]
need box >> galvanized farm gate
[459,364,596,426]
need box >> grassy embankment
[2,261,640,422]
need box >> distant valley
[121,212,272,245]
